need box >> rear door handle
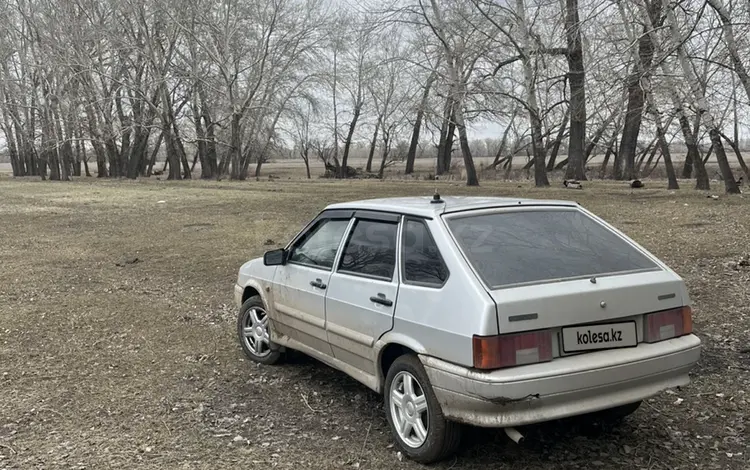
[310,279,327,289]
[370,294,393,307]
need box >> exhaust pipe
[504,427,524,444]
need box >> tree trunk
[436,99,454,175]
[172,119,191,179]
[719,131,750,181]
[162,118,181,181]
[453,107,478,186]
[82,142,91,177]
[126,126,150,179]
[517,0,549,186]
[680,114,694,178]
[146,132,163,177]
[52,100,71,181]
[78,125,91,177]
[84,104,108,177]
[616,0,660,180]
[405,71,437,175]
[679,114,707,187]
[504,152,514,179]
[642,86,679,188]
[128,126,145,179]
[444,116,456,173]
[302,148,311,179]
[204,119,218,179]
[366,120,380,173]
[115,94,130,178]
[192,93,208,179]
[564,0,587,181]
[378,133,390,179]
[11,124,26,176]
[64,112,78,177]
[229,112,242,180]
[709,130,738,192]
[657,126,679,189]
[26,91,39,176]
[190,151,199,172]
[340,104,362,178]
[616,77,644,180]
[547,107,570,171]
[331,47,340,173]
[74,135,82,177]
[41,103,59,181]
[4,127,20,177]
[200,90,218,179]
[1,117,21,177]
[600,140,616,178]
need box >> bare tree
[658,0,738,193]
[419,0,482,186]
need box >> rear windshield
[446,209,658,288]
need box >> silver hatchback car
[234,195,701,463]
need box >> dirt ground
[0,175,748,469]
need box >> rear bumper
[421,334,701,428]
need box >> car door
[271,212,352,356]
[324,212,401,376]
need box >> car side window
[338,219,398,280]
[287,219,350,269]
[402,219,449,286]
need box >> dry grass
[0,175,749,469]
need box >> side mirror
[263,248,287,266]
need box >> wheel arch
[375,334,428,394]
[242,285,261,304]
[240,279,273,313]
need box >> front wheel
[237,295,282,365]
[384,355,462,463]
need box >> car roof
[324,196,578,218]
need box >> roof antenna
[431,188,444,204]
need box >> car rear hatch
[444,205,688,359]
[489,269,684,335]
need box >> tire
[383,355,462,463]
[236,295,282,365]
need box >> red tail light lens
[472,330,553,370]
[645,306,693,343]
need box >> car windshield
[445,208,659,288]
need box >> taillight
[472,330,553,370]
[645,306,693,343]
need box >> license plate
[561,321,637,353]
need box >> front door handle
[370,293,393,307]
[310,279,327,290]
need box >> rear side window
[402,219,449,286]
[338,219,398,280]
[446,209,658,288]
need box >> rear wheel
[384,355,462,463]
[237,295,282,365]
